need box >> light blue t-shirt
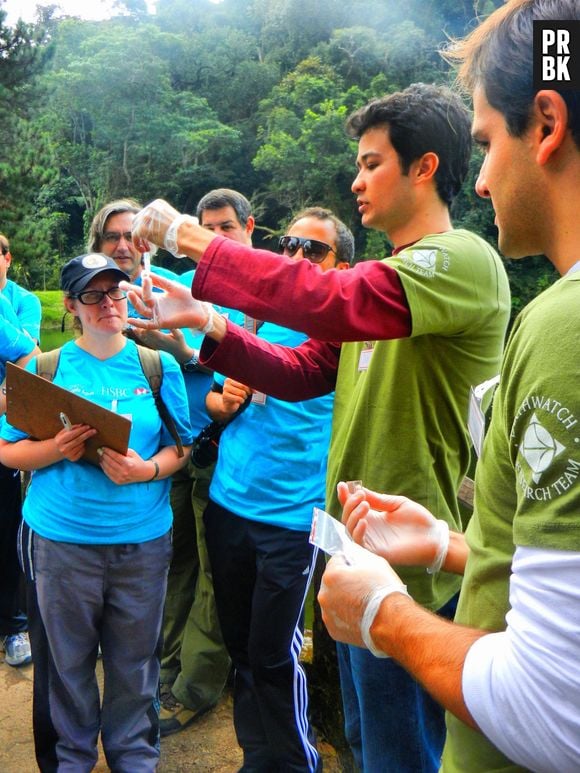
[128,264,179,319]
[1,279,42,342]
[175,270,214,433]
[181,360,213,434]
[177,269,245,434]
[0,296,36,381]
[0,339,193,544]
[209,321,334,532]
[178,269,239,321]
[127,265,215,434]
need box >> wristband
[360,584,410,658]
[165,214,199,257]
[147,460,160,482]
[181,351,200,372]
[426,520,450,574]
[199,303,216,335]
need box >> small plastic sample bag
[310,481,448,574]
[310,506,357,564]
[309,481,364,563]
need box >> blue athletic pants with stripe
[204,499,321,772]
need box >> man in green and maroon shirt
[124,82,510,772]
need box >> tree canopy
[0,0,557,303]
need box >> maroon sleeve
[192,237,411,342]
[199,320,339,401]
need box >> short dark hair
[196,189,252,227]
[288,206,355,266]
[346,83,472,207]
[87,198,142,253]
[445,0,580,148]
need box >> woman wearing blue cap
[0,253,193,771]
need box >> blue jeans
[337,595,458,773]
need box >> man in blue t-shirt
[158,189,256,736]
[0,236,41,671]
[0,233,42,343]
[204,207,353,772]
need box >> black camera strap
[191,314,264,468]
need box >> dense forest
[0,0,557,310]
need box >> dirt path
[0,657,341,771]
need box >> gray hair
[86,198,142,253]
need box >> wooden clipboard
[5,362,131,466]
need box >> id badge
[251,391,267,405]
[358,342,374,371]
[468,375,500,457]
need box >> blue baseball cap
[60,253,129,294]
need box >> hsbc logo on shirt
[100,386,130,399]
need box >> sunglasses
[102,231,133,244]
[71,287,127,305]
[278,235,335,263]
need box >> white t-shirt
[463,545,580,772]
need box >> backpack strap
[136,345,184,458]
[35,344,184,458]
[35,348,62,382]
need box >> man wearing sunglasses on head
[278,211,351,272]
[200,207,351,773]
[125,83,511,773]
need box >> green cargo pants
[161,462,230,710]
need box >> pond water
[40,329,75,350]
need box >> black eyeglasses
[102,231,133,244]
[71,287,127,305]
[278,235,335,263]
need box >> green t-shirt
[442,270,580,772]
[327,229,511,610]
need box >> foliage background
[0,0,557,312]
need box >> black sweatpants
[0,463,26,636]
[204,499,320,772]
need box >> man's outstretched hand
[120,273,212,331]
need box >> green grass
[35,290,65,329]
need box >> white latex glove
[338,481,449,574]
[119,272,215,332]
[318,544,409,657]
[132,198,198,257]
